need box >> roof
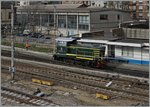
[82,36,120,40]
[56,37,76,42]
[78,38,149,47]
[114,39,149,44]
[121,20,149,29]
[107,39,149,47]
[77,39,108,44]
[80,36,119,40]
[17,4,130,13]
[107,42,142,47]
[1,1,15,9]
[17,4,83,11]
[82,31,120,41]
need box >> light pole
[53,5,56,54]
[9,5,16,80]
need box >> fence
[2,36,52,48]
[123,28,149,39]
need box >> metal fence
[2,36,52,48]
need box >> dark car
[17,33,23,36]
[45,37,51,39]
[31,33,44,38]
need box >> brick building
[129,0,149,19]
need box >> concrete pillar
[66,13,68,36]
[89,13,91,31]
[77,13,79,34]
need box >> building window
[41,14,48,26]
[68,15,77,29]
[133,6,136,10]
[122,47,134,57]
[58,15,66,28]
[139,6,143,10]
[139,13,143,16]
[78,15,89,30]
[79,15,89,24]
[8,12,11,19]
[133,0,136,3]
[122,47,128,56]
[1,12,3,19]
[100,14,108,20]
[49,14,54,26]
[117,14,120,20]
[128,47,134,57]
[139,0,143,4]
[78,25,89,30]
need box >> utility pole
[10,5,16,80]
[53,5,56,54]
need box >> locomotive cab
[53,37,78,60]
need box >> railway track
[2,67,149,103]
[2,58,149,103]
[2,57,149,90]
[1,87,57,106]
[2,50,149,78]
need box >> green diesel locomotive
[53,37,106,68]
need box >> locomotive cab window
[57,46,66,53]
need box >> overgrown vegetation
[2,41,53,53]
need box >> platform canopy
[107,42,142,47]
[77,39,108,44]
[107,38,149,47]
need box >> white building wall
[115,46,122,57]
[114,46,149,61]
[114,46,143,60]
[133,47,141,60]
[142,49,149,61]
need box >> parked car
[37,36,51,43]
[31,33,44,38]
[44,36,51,44]
[23,29,31,35]
[23,33,32,37]
[17,33,23,36]
[45,37,51,39]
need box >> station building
[76,38,149,65]
[16,4,132,36]
[75,21,149,65]
[107,39,149,65]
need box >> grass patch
[1,41,11,46]
[15,43,25,48]
[29,45,53,53]
[2,41,53,53]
